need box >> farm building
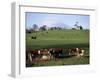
[73,22,83,30]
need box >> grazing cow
[30,50,39,61]
[40,49,51,61]
[69,48,78,55]
[76,49,85,58]
[40,54,51,61]
[38,50,41,54]
[29,49,51,61]
[69,48,85,57]
[31,36,37,39]
[30,50,38,55]
[49,48,55,55]
[55,48,63,57]
[49,48,63,59]
[49,48,55,59]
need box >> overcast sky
[26,12,90,29]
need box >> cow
[68,48,85,58]
[30,50,39,61]
[31,36,37,39]
[68,48,78,55]
[55,48,63,57]
[30,49,52,61]
[76,49,85,58]
[39,49,51,61]
[49,48,63,60]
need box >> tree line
[26,24,65,33]
[26,22,84,33]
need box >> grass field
[26,29,90,67]
[31,56,89,67]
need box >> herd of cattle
[26,48,85,62]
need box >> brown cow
[69,48,85,57]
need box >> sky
[26,12,90,29]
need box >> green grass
[26,29,90,66]
[26,30,89,49]
[31,56,89,67]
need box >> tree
[26,28,33,33]
[39,25,47,31]
[80,25,83,30]
[32,24,38,32]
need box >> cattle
[69,48,78,55]
[68,48,85,58]
[29,49,52,61]
[55,48,63,57]
[27,48,85,62]
[49,48,55,55]
[30,50,39,61]
[39,49,51,61]
[40,54,51,61]
[76,49,85,58]
[49,48,63,60]
[31,36,37,39]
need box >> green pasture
[26,30,89,49]
[26,29,90,66]
[26,30,89,53]
[32,56,89,67]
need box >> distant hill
[50,23,71,29]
